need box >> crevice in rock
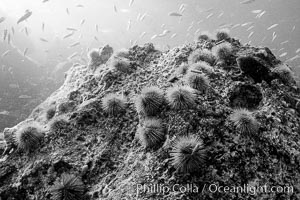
[229,83,263,110]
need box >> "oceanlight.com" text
[207,183,294,195]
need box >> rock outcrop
[0,37,300,200]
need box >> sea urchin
[229,108,259,136]
[170,135,206,174]
[166,86,196,110]
[102,93,126,116]
[137,119,165,149]
[14,123,44,153]
[135,86,165,116]
[49,173,85,200]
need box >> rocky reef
[1,35,300,200]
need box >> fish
[114,5,117,13]
[197,7,214,13]
[42,23,45,31]
[187,25,193,32]
[240,0,255,4]
[287,55,300,62]
[42,0,49,2]
[292,25,296,31]
[246,26,254,31]
[151,34,157,40]
[66,8,70,15]
[251,10,262,14]
[272,32,277,42]
[278,48,285,52]
[63,32,74,39]
[101,29,112,33]
[17,10,32,24]
[69,42,80,47]
[0,17,5,23]
[280,40,289,45]
[267,24,278,30]
[23,48,28,56]
[127,20,131,30]
[3,29,7,41]
[19,95,31,99]
[158,30,170,37]
[8,67,13,74]
[161,30,170,35]
[68,52,79,59]
[218,12,224,18]
[219,23,233,29]
[67,27,77,31]
[279,52,287,57]
[11,27,15,34]
[1,50,10,57]
[168,12,182,17]
[197,20,203,24]
[140,13,147,21]
[7,34,10,44]
[95,24,99,32]
[180,8,186,14]
[120,9,130,13]
[232,24,240,29]
[194,28,200,35]
[219,22,227,27]
[296,48,300,54]
[206,13,214,19]
[76,4,84,8]
[136,13,141,21]
[241,22,253,27]
[40,38,48,42]
[25,27,29,36]
[256,11,266,18]
[139,32,146,38]
[94,36,99,41]
[248,31,254,38]
[0,111,10,115]
[9,84,19,89]
[80,19,85,26]
[170,33,177,38]
[179,4,186,12]
[129,0,134,7]
[205,8,214,13]
[261,36,267,43]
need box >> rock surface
[0,38,300,200]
